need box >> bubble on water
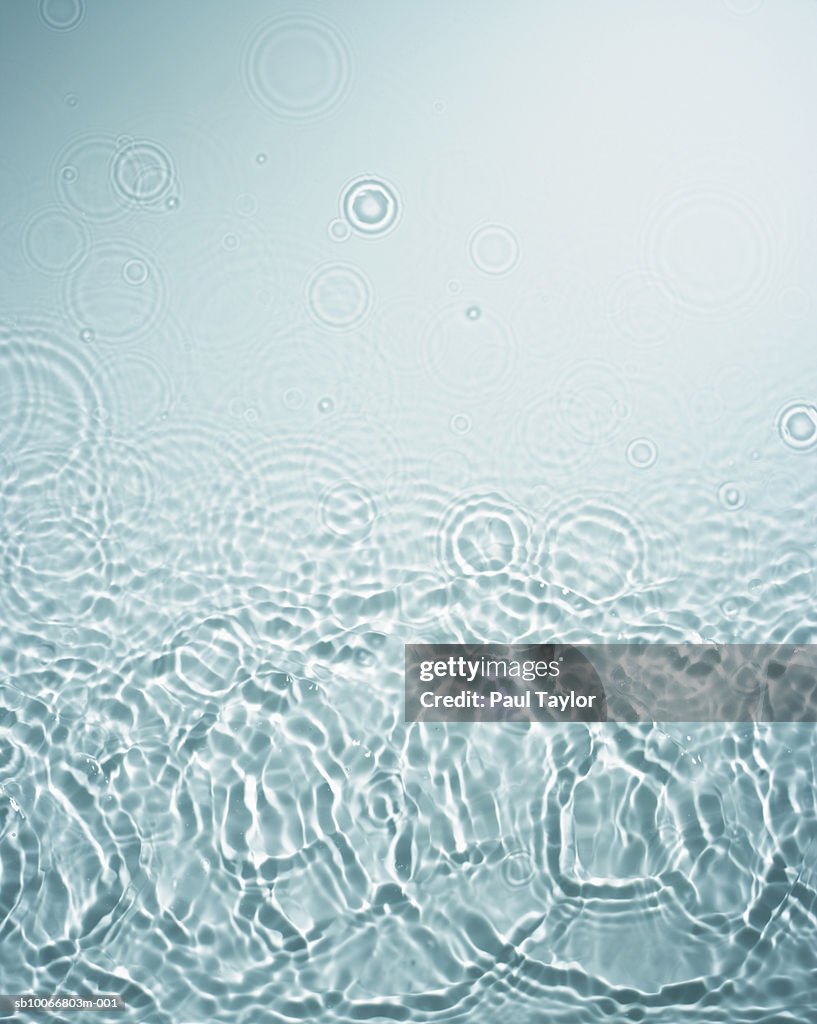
[319,481,377,541]
[718,482,746,511]
[777,401,817,452]
[425,305,514,397]
[222,233,240,251]
[111,138,176,207]
[306,262,372,330]
[65,93,78,107]
[438,492,530,577]
[283,387,304,410]
[243,14,352,123]
[318,396,335,414]
[327,218,350,242]
[22,207,89,276]
[450,413,471,435]
[79,327,94,343]
[340,176,401,237]
[122,258,149,286]
[645,186,772,319]
[256,152,268,164]
[65,243,167,344]
[39,0,85,31]
[465,304,481,320]
[468,223,520,276]
[626,437,658,469]
[165,195,179,210]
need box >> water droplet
[626,437,658,469]
[318,397,335,413]
[65,92,78,107]
[61,165,78,183]
[340,176,401,237]
[450,413,471,434]
[222,233,239,251]
[256,152,268,165]
[718,482,745,510]
[79,327,94,343]
[465,305,481,320]
[328,218,350,242]
[165,195,179,210]
[777,400,817,452]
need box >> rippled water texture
[2,1,817,1021]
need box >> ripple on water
[1,504,112,626]
[243,14,353,123]
[557,358,631,447]
[645,186,773,319]
[467,223,520,276]
[64,241,168,345]
[437,492,531,578]
[54,133,126,223]
[545,494,647,604]
[0,317,102,453]
[39,0,85,31]
[22,206,90,276]
[424,304,515,398]
[608,268,678,350]
[306,261,373,331]
[110,137,177,209]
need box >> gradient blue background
[1,1,816,1021]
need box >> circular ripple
[645,187,772,318]
[468,223,520,276]
[55,438,155,530]
[626,437,658,469]
[2,506,110,626]
[425,305,514,397]
[546,496,646,602]
[92,348,176,435]
[110,137,176,207]
[776,400,817,453]
[39,0,84,31]
[306,262,372,330]
[64,242,167,344]
[0,318,101,454]
[243,14,352,123]
[340,176,401,237]
[609,269,678,349]
[54,133,125,223]
[437,492,530,577]
[557,359,630,446]
[22,206,90,276]
[501,849,536,889]
[319,481,378,542]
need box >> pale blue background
[1,1,816,1021]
